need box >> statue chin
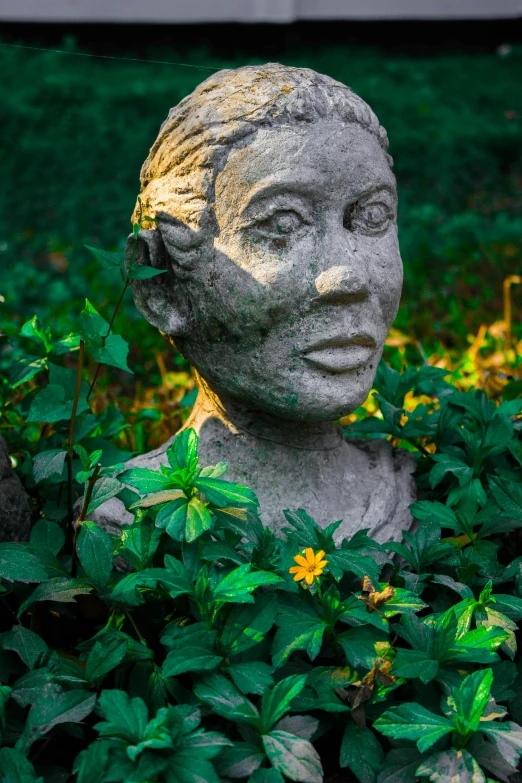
[91,62,416,545]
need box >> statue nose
[314,265,368,302]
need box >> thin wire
[0,41,220,71]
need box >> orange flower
[289,548,328,585]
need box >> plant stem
[401,436,432,458]
[67,339,85,525]
[124,608,147,645]
[71,463,101,576]
[1,595,18,623]
[87,225,142,401]
[87,278,131,400]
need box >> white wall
[0,0,520,22]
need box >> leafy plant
[1,215,522,782]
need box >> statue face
[173,119,403,421]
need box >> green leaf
[391,649,439,684]
[167,428,199,472]
[162,625,223,677]
[228,662,274,695]
[199,461,227,478]
[397,612,435,653]
[53,332,81,355]
[11,669,53,709]
[260,675,307,733]
[373,703,454,753]
[201,540,247,565]
[172,755,222,783]
[272,598,326,667]
[77,521,113,588]
[85,244,125,270]
[155,497,189,540]
[340,723,383,783]
[338,626,390,669]
[194,477,259,509]
[129,265,168,279]
[432,574,474,600]
[119,466,175,494]
[376,747,424,783]
[262,730,322,783]
[119,516,162,569]
[213,564,283,603]
[380,587,428,617]
[130,488,185,509]
[453,669,493,734]
[27,364,90,423]
[249,770,285,783]
[410,500,459,529]
[30,519,65,557]
[110,555,193,606]
[429,454,474,489]
[2,626,48,669]
[33,449,66,483]
[94,689,150,744]
[492,593,522,621]
[186,495,214,542]
[327,549,382,584]
[274,716,318,739]
[416,749,485,783]
[217,742,265,778]
[0,747,39,783]
[86,476,123,514]
[85,636,128,683]
[0,544,48,583]
[449,625,510,663]
[18,578,93,616]
[77,299,132,373]
[17,689,96,752]
[20,315,53,351]
[469,734,518,779]
[10,355,48,388]
[194,673,259,724]
[74,740,111,783]
[489,476,522,521]
[221,594,278,655]
[480,721,522,768]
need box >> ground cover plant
[1,210,522,782]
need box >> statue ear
[127,229,187,337]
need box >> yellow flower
[289,548,328,585]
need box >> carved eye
[344,201,392,235]
[254,210,304,238]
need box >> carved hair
[132,63,392,232]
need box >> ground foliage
[1,218,522,782]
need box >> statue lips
[301,334,377,373]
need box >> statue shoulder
[346,436,416,474]
[344,437,417,544]
[125,436,175,471]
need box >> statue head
[130,63,403,422]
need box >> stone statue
[97,63,416,544]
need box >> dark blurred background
[1,11,521,378]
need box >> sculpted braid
[132,63,392,231]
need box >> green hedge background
[1,31,521,357]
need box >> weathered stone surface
[93,63,416,542]
[0,435,31,542]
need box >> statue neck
[184,374,343,452]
